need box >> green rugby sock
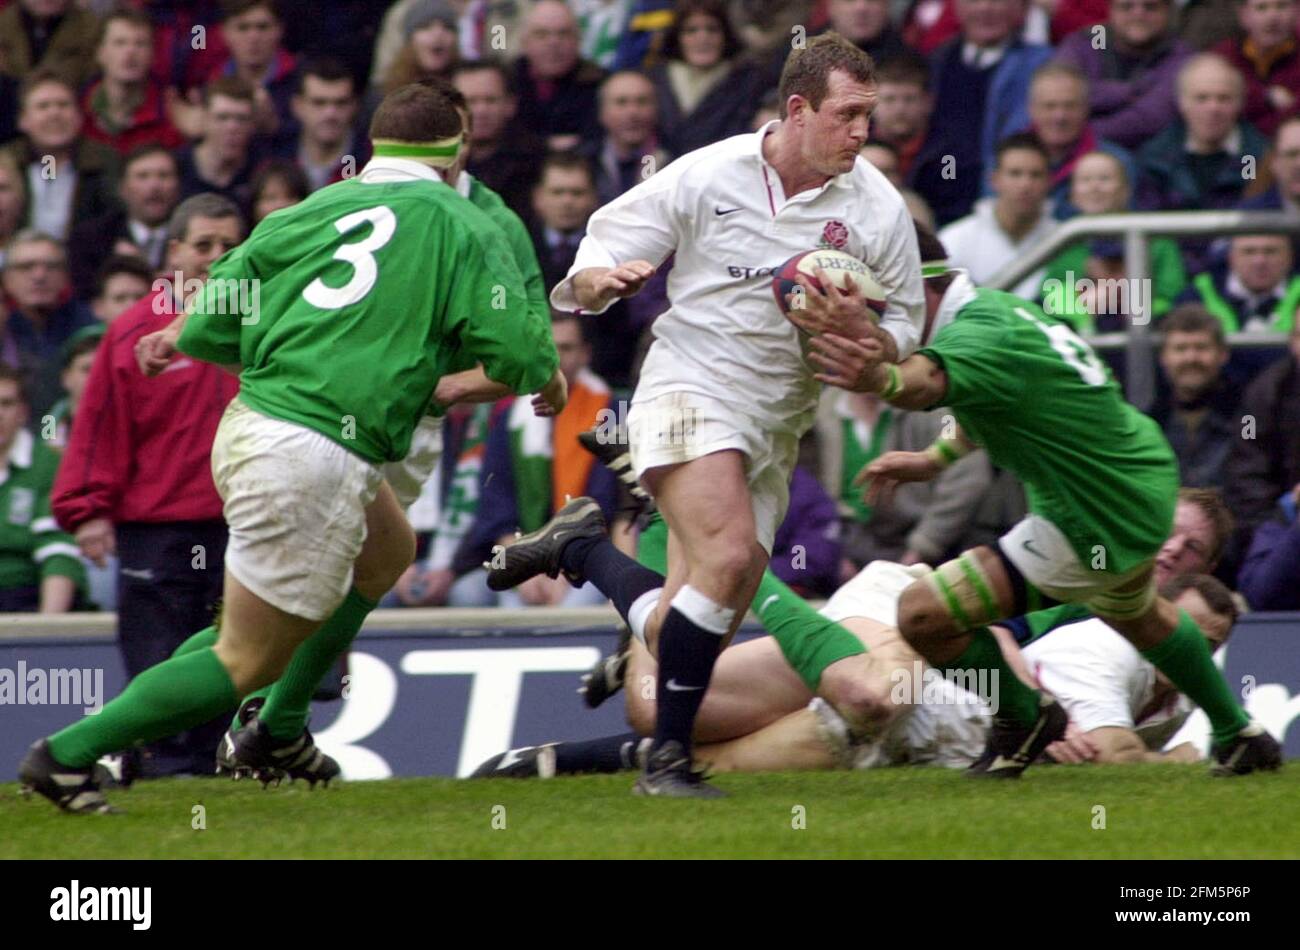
[1140,608,1249,746]
[172,624,218,657]
[257,587,376,740]
[47,647,237,768]
[636,513,865,691]
[948,627,1041,725]
[751,571,865,691]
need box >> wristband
[878,363,903,400]
[925,438,966,469]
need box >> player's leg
[695,706,839,773]
[1095,574,1280,775]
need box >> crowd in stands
[1,0,1298,634]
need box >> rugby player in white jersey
[486,33,925,796]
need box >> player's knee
[695,536,760,596]
[897,582,956,649]
[826,676,894,736]
[354,522,417,598]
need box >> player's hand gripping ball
[772,249,887,325]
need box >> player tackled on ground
[487,32,925,796]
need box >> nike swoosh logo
[987,754,1025,772]
[714,206,742,216]
[1022,539,1047,559]
[497,748,527,771]
[759,594,779,614]
[665,678,704,692]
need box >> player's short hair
[1177,487,1234,568]
[122,142,180,177]
[662,0,742,64]
[294,56,356,98]
[98,7,153,45]
[0,364,30,405]
[18,68,77,110]
[93,255,154,299]
[778,31,877,119]
[876,52,930,91]
[370,81,463,145]
[203,75,257,108]
[220,0,281,22]
[451,59,515,96]
[537,151,596,190]
[167,193,244,246]
[418,76,467,115]
[994,131,1050,168]
[1160,304,1227,349]
[915,224,955,294]
[1158,573,1239,632]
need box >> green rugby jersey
[178,171,557,464]
[467,176,549,328]
[918,288,1178,573]
[0,430,85,592]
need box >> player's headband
[921,259,953,280]
[371,134,464,168]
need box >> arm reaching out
[570,261,657,312]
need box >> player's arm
[1085,726,1197,764]
[173,242,258,375]
[550,164,681,314]
[808,336,948,410]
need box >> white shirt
[1023,617,1165,733]
[551,123,925,435]
[27,160,77,239]
[128,219,168,269]
[939,197,1057,299]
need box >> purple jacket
[1239,497,1300,611]
[1053,30,1192,151]
[770,466,842,598]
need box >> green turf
[2,765,1296,859]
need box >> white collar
[1185,126,1242,156]
[455,169,473,198]
[927,269,977,344]
[754,120,856,197]
[0,428,35,485]
[1226,271,1286,306]
[356,156,447,184]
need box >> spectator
[861,141,903,187]
[1136,53,1269,213]
[1238,479,1300,609]
[1160,486,1236,579]
[531,152,642,387]
[51,193,243,777]
[453,60,546,220]
[827,0,913,64]
[282,58,366,192]
[69,145,181,300]
[372,0,520,83]
[1181,0,1247,49]
[1,230,94,418]
[1022,63,1138,218]
[249,157,309,224]
[939,133,1057,298]
[0,365,85,613]
[513,0,606,151]
[1040,151,1188,331]
[81,8,184,157]
[585,70,669,205]
[768,465,842,598]
[89,256,154,324]
[1054,0,1192,151]
[1224,320,1300,554]
[1177,232,1300,333]
[815,388,992,576]
[380,0,462,93]
[212,0,297,142]
[1213,0,1300,138]
[872,55,933,181]
[901,0,962,54]
[456,312,624,607]
[1238,114,1300,261]
[1150,306,1241,489]
[911,0,1053,225]
[45,323,103,452]
[0,153,27,271]
[648,0,762,158]
[2,70,122,242]
[0,0,101,89]
[176,76,263,210]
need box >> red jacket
[1214,37,1300,139]
[52,289,239,531]
[80,80,184,155]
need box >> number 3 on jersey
[1014,306,1107,387]
[302,206,396,310]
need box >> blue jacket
[1239,494,1300,610]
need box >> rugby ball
[772,248,887,318]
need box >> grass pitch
[2,765,1296,859]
